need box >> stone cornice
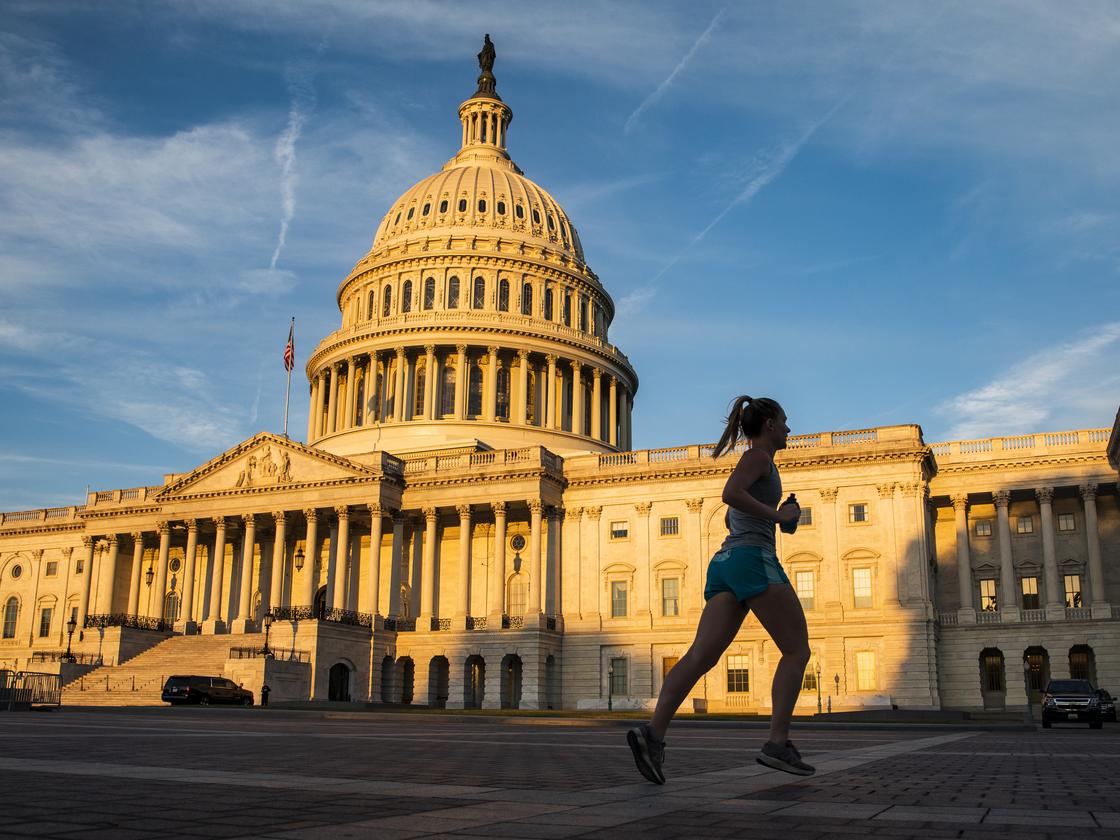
[933,453,1110,475]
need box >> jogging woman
[627,396,814,783]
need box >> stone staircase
[62,633,265,707]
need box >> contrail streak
[624,7,727,134]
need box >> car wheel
[199,696,210,706]
[242,697,252,706]
[1091,721,1103,729]
[1042,719,1052,728]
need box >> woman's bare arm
[722,449,798,525]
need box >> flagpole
[283,317,294,438]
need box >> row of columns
[308,346,634,448]
[950,484,1108,621]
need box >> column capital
[106,534,119,547]
[994,489,1012,509]
[1079,483,1099,501]
[896,481,919,498]
[877,483,896,499]
[567,506,584,521]
[156,520,170,536]
[303,508,319,523]
[819,487,839,503]
[635,502,652,517]
[241,513,256,527]
[334,505,349,521]
[456,344,468,354]
[571,359,582,371]
[493,501,507,516]
[423,506,438,522]
[685,498,704,514]
[332,360,343,371]
[395,346,406,359]
[517,348,529,360]
[31,548,44,561]
[951,494,969,512]
[130,531,144,543]
[368,502,383,517]
[487,345,498,355]
[1035,486,1055,505]
[185,518,198,533]
[545,354,557,365]
[272,510,287,525]
[61,546,74,559]
[424,344,435,355]
[211,516,227,529]
[528,499,544,515]
[456,505,472,518]
[586,505,602,520]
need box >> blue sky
[2,1,1119,510]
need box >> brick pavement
[1,709,1118,839]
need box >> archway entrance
[398,657,415,704]
[501,654,523,709]
[465,655,485,709]
[380,655,395,703]
[163,592,181,623]
[428,657,449,708]
[314,586,327,619]
[1024,646,1050,705]
[978,648,1005,710]
[328,663,351,701]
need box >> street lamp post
[816,662,822,715]
[608,664,614,712]
[64,616,78,663]
[261,614,274,658]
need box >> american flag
[283,319,295,372]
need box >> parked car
[1096,689,1117,722]
[161,675,253,706]
[1041,679,1102,728]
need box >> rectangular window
[1057,513,1076,532]
[855,650,877,691]
[69,606,78,626]
[609,657,628,695]
[75,557,83,574]
[975,520,992,537]
[661,578,680,617]
[659,516,679,537]
[852,568,873,609]
[45,560,58,577]
[1016,516,1033,534]
[799,506,813,527]
[1064,574,1083,608]
[726,654,750,694]
[795,571,815,610]
[610,581,628,618]
[801,658,818,692]
[848,503,868,523]
[609,521,629,540]
[979,578,998,612]
[662,656,679,679]
[38,607,52,638]
[1021,576,1040,610]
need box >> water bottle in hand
[779,493,800,534]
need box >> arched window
[406,206,415,220]
[562,291,572,326]
[458,198,467,212]
[371,367,383,422]
[507,574,527,617]
[368,290,376,321]
[414,361,426,418]
[401,280,413,313]
[547,213,555,231]
[440,362,456,417]
[497,200,506,215]
[472,276,485,309]
[496,363,510,420]
[382,285,392,317]
[2,597,17,639]
[543,286,553,321]
[467,361,483,417]
[515,204,524,219]
[394,212,401,225]
[578,294,588,331]
[525,368,538,425]
[478,198,487,213]
[439,199,448,214]
[384,357,396,419]
[497,278,509,312]
[423,277,436,310]
[447,276,460,309]
[532,208,541,225]
[421,202,430,216]
[355,377,365,426]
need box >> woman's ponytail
[712,395,752,458]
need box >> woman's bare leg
[649,592,747,740]
[746,583,811,744]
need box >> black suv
[162,675,253,706]
[1041,679,1102,728]
[1096,689,1117,722]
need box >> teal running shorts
[703,545,790,606]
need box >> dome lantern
[455,35,513,165]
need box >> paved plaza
[2,710,1120,840]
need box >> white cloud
[936,322,1120,440]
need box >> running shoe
[757,739,815,776]
[626,724,666,784]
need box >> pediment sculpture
[235,445,293,488]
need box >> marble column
[301,510,318,609]
[545,355,557,429]
[454,345,467,420]
[367,504,384,619]
[180,519,199,630]
[152,522,171,621]
[484,347,498,422]
[388,512,406,617]
[362,355,375,426]
[77,536,96,632]
[231,515,256,632]
[1081,484,1110,616]
[591,368,602,441]
[994,490,1019,621]
[330,507,350,611]
[528,500,543,615]
[419,507,438,624]
[456,505,472,624]
[394,348,407,421]
[571,361,584,436]
[608,376,618,447]
[344,357,358,430]
[127,532,144,616]
[951,495,975,622]
[203,518,227,632]
[326,363,340,435]
[546,507,562,617]
[307,374,320,441]
[269,512,286,614]
[488,502,507,621]
[1037,487,1063,617]
[685,499,705,614]
[423,345,436,420]
[819,487,843,620]
[516,350,529,425]
[96,535,119,615]
[634,503,651,620]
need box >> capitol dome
[305,40,637,458]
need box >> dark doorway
[328,663,351,701]
[465,655,485,709]
[978,648,1005,710]
[314,586,327,619]
[398,657,414,704]
[1070,645,1097,684]
[380,655,395,703]
[501,654,523,710]
[1024,646,1051,705]
[428,656,449,708]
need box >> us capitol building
[3,42,1119,714]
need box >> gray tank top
[721,459,782,551]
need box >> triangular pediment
[155,433,382,499]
